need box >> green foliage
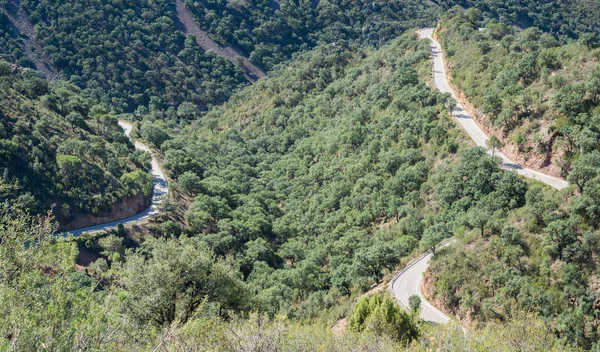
[121,236,248,327]
[349,293,418,343]
[178,170,203,195]
[153,33,475,316]
[429,180,600,349]
[434,0,600,42]
[140,121,171,148]
[0,201,111,350]
[18,0,247,113]
[0,14,27,65]
[438,13,600,178]
[352,243,399,284]
[408,295,421,314]
[186,0,440,71]
[120,170,153,197]
[0,69,148,221]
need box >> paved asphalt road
[390,29,570,324]
[60,121,168,236]
[391,250,450,323]
[420,28,568,190]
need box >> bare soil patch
[173,0,266,82]
[3,0,58,80]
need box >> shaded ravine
[3,0,58,80]
[61,121,168,236]
[173,0,266,82]
[390,28,569,324]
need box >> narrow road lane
[420,28,568,190]
[60,121,168,236]
[391,29,570,324]
[391,251,450,323]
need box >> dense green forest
[150,32,473,316]
[0,9,27,66]
[0,0,441,116]
[1,30,580,350]
[436,12,600,178]
[0,62,152,224]
[17,0,247,113]
[6,0,600,349]
[433,0,600,41]
[185,0,440,70]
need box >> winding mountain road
[61,121,168,236]
[390,28,569,324]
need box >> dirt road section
[173,0,266,82]
[3,0,58,80]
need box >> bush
[349,293,418,343]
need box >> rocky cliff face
[58,193,151,232]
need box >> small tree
[486,135,504,156]
[421,223,450,255]
[178,171,202,196]
[408,295,421,316]
[349,293,418,342]
[97,234,125,261]
[352,243,399,285]
[56,154,82,181]
[465,8,481,24]
[467,206,490,237]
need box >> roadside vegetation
[437,11,600,179]
[0,62,151,225]
[5,1,600,350]
[2,29,584,350]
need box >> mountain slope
[436,13,600,178]
[0,63,152,229]
[433,0,600,41]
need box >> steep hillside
[3,0,59,80]
[136,31,538,322]
[436,12,600,178]
[0,7,26,65]
[0,62,152,228]
[0,0,441,116]
[14,0,248,113]
[433,0,600,41]
[185,0,441,70]
[0,30,585,351]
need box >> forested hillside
[0,62,152,227]
[410,12,600,350]
[1,28,585,349]
[15,0,247,113]
[151,32,474,316]
[433,0,600,41]
[185,0,440,70]
[437,12,600,178]
[0,0,441,116]
[0,8,27,66]
[6,0,600,350]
